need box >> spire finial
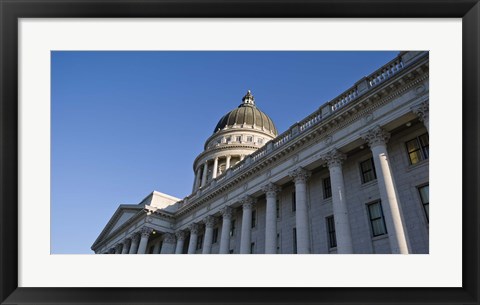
[242,90,255,106]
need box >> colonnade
[193,154,246,192]
[107,121,428,255]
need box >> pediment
[91,205,143,249]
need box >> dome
[213,91,278,136]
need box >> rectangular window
[418,184,429,221]
[196,235,203,250]
[226,136,231,143]
[212,227,219,243]
[247,136,253,142]
[250,242,255,254]
[293,228,297,254]
[251,210,257,228]
[236,136,242,142]
[276,199,280,219]
[323,176,332,199]
[258,138,263,145]
[230,219,236,237]
[367,201,387,237]
[406,133,429,165]
[360,158,377,183]
[326,216,337,248]
[292,192,296,212]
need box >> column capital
[262,183,281,198]
[322,148,346,168]
[412,100,429,122]
[189,223,201,235]
[203,215,217,228]
[240,195,256,209]
[163,233,176,244]
[362,126,390,148]
[221,206,233,220]
[130,232,141,243]
[289,167,311,184]
[175,231,187,241]
[139,227,154,238]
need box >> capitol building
[92,51,429,255]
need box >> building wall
[189,122,429,254]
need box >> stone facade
[92,51,429,255]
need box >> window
[367,201,387,237]
[418,184,429,221]
[323,176,332,199]
[258,138,263,145]
[326,216,337,248]
[247,136,253,142]
[360,158,377,183]
[251,210,257,228]
[212,227,219,243]
[196,235,203,250]
[293,228,297,254]
[250,242,255,254]
[276,199,280,219]
[292,192,296,212]
[230,219,236,237]
[226,136,231,143]
[406,133,429,165]
[236,136,242,142]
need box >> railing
[178,52,420,211]
[273,132,292,149]
[251,145,268,162]
[367,58,404,88]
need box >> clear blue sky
[51,51,398,254]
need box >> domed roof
[213,91,278,136]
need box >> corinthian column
[193,168,201,192]
[362,126,409,254]
[175,231,186,254]
[262,183,281,254]
[322,149,354,254]
[219,207,233,254]
[412,101,429,133]
[137,227,153,254]
[128,233,140,254]
[212,157,219,179]
[239,196,255,254]
[202,216,217,254]
[187,223,201,254]
[201,162,208,187]
[121,238,131,254]
[226,155,231,169]
[115,243,123,254]
[160,233,176,254]
[289,167,312,254]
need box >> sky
[51,51,399,254]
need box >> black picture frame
[1,1,478,304]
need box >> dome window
[247,136,253,142]
[236,136,242,142]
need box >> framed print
[1,0,479,304]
